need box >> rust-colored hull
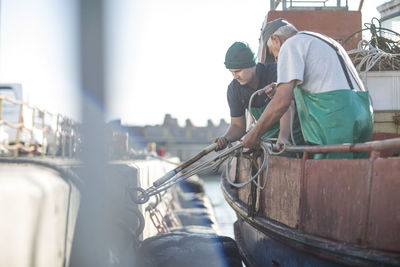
[267,10,361,50]
[222,142,400,266]
[258,10,362,62]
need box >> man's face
[267,35,281,61]
[229,66,256,86]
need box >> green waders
[250,97,304,157]
[294,87,373,159]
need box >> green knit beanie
[224,42,256,69]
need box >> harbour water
[200,174,237,239]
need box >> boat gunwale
[268,137,400,154]
[220,176,400,266]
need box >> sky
[0,0,387,127]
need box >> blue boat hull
[234,218,345,267]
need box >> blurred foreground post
[70,0,109,266]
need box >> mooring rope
[224,142,269,189]
[224,139,287,190]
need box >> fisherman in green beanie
[224,42,257,70]
[214,41,304,151]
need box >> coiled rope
[345,18,400,73]
[224,139,286,190]
[348,39,400,73]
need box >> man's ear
[271,35,280,45]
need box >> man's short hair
[266,25,298,46]
[262,18,297,62]
[274,24,298,37]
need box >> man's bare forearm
[278,100,295,140]
[243,81,296,148]
[253,87,293,137]
[224,124,246,142]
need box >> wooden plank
[231,154,272,217]
[233,156,254,206]
[259,156,302,228]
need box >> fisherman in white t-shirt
[242,18,373,159]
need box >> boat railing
[270,0,349,11]
[0,94,80,157]
[266,137,400,156]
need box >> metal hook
[127,186,150,204]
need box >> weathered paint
[301,159,370,244]
[267,10,361,50]
[232,156,253,207]
[260,156,302,228]
[222,176,400,266]
[366,157,400,251]
[223,145,400,264]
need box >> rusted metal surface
[225,137,400,253]
[259,156,302,228]
[266,10,361,51]
[372,133,400,157]
[373,132,400,140]
[222,179,400,266]
[300,159,371,244]
[299,152,309,233]
[366,157,400,251]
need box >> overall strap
[300,32,355,90]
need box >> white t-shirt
[277,31,364,93]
